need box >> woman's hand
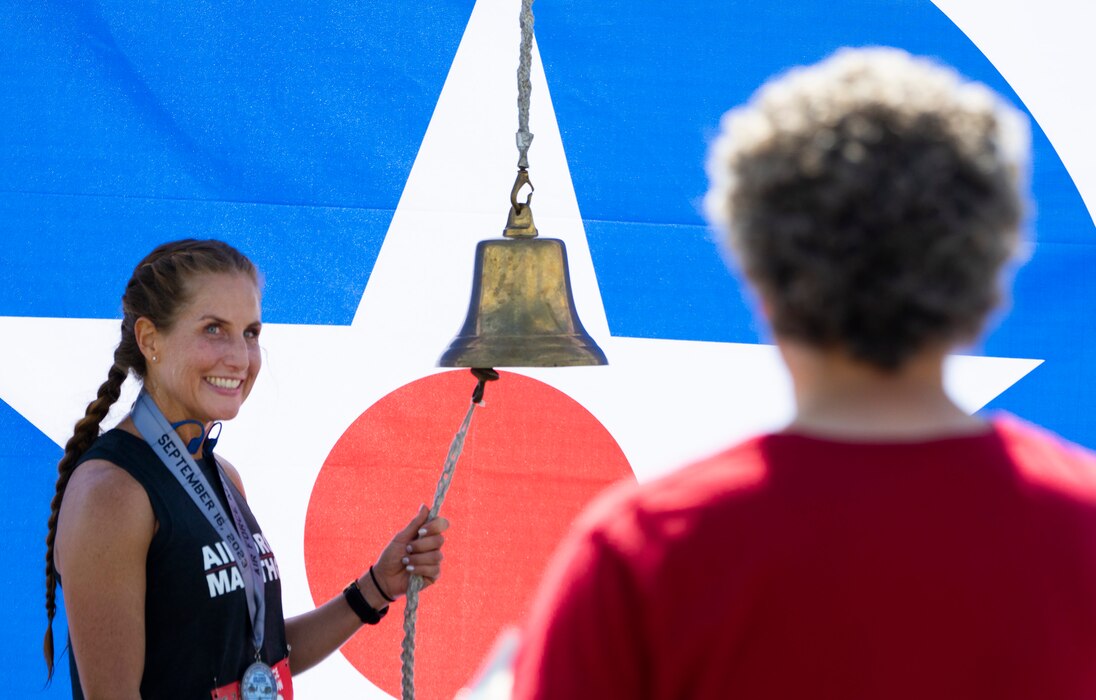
[368,504,450,601]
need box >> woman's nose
[224,334,249,368]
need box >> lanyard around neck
[130,390,267,656]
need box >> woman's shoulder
[211,453,247,498]
[56,454,156,573]
[72,428,174,526]
[68,429,155,510]
[68,429,153,508]
[67,455,151,508]
[77,427,150,467]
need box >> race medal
[240,661,278,700]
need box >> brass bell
[439,170,608,368]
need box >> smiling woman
[43,239,449,700]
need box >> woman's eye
[205,324,221,335]
[245,328,260,340]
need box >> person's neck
[780,341,986,441]
[123,390,211,459]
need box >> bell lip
[437,335,608,368]
[438,357,608,368]
[438,359,608,368]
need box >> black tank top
[65,429,290,699]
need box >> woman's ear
[134,317,159,364]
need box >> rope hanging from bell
[400,368,497,700]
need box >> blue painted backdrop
[3,1,1092,694]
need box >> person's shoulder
[571,437,770,550]
[78,427,143,460]
[59,457,155,558]
[992,413,1096,461]
[667,436,771,491]
[56,455,156,579]
[642,435,770,505]
[66,428,159,521]
[88,428,127,447]
[991,413,1096,491]
[213,453,247,497]
[67,457,150,511]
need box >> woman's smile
[205,376,245,391]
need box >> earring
[151,355,158,363]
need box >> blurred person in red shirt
[510,47,1096,699]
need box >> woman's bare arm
[55,459,155,700]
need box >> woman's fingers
[402,549,443,567]
[413,516,449,540]
[428,516,450,533]
[397,504,430,542]
[406,533,445,554]
[410,562,442,585]
[397,509,448,544]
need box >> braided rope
[400,370,494,699]
[515,0,535,169]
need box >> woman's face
[145,272,262,425]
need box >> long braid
[43,347,130,679]
[42,238,257,681]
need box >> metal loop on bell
[504,168,538,239]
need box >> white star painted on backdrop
[0,0,1047,696]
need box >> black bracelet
[369,565,396,603]
[343,580,388,625]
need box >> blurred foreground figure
[511,47,1096,699]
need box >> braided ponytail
[43,239,257,679]
[43,350,130,679]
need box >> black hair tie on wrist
[370,565,396,603]
[343,579,388,625]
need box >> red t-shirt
[512,416,1096,699]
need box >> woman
[44,239,447,699]
[511,48,1096,698]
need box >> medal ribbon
[132,390,267,657]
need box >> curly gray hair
[705,47,1030,370]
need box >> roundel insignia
[304,370,633,697]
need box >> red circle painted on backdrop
[304,370,634,698]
